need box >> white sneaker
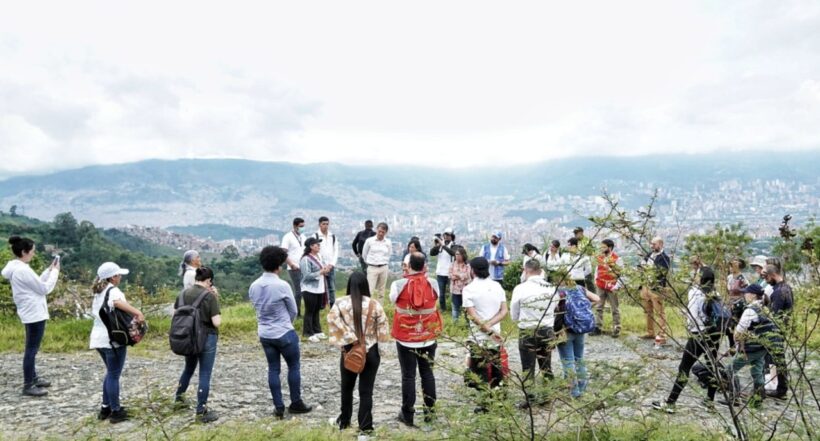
[308,335,321,343]
[317,333,328,340]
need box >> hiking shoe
[701,398,716,412]
[766,391,787,400]
[611,327,621,338]
[33,377,51,388]
[22,385,48,397]
[651,401,675,414]
[274,407,285,419]
[654,336,667,345]
[109,408,129,424]
[639,334,656,340]
[516,400,531,410]
[316,332,328,340]
[396,412,414,427]
[590,327,602,336]
[308,335,321,343]
[98,406,112,420]
[288,401,313,414]
[196,407,219,423]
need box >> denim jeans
[260,330,303,410]
[396,342,437,420]
[97,346,127,411]
[175,333,218,413]
[326,267,336,307]
[23,320,46,387]
[556,331,587,397]
[436,275,449,311]
[451,293,463,320]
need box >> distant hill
[0,152,817,228]
[168,224,282,241]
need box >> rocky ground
[1,334,817,440]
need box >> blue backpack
[702,295,732,335]
[562,287,596,334]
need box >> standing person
[652,267,722,414]
[362,222,392,301]
[520,243,545,283]
[401,238,424,273]
[640,237,671,345]
[179,250,201,289]
[390,252,443,426]
[281,217,306,317]
[480,232,510,283]
[545,240,569,283]
[593,239,622,337]
[430,228,456,313]
[173,267,222,423]
[313,216,340,307]
[462,257,508,412]
[566,238,592,288]
[327,272,390,433]
[448,246,472,320]
[511,259,559,407]
[300,237,329,343]
[2,237,60,397]
[89,262,144,423]
[249,246,313,418]
[764,264,793,399]
[573,227,596,290]
[352,220,376,272]
[554,280,600,399]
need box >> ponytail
[91,277,109,294]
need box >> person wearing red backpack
[593,239,622,337]
[389,252,443,426]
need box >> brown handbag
[343,300,376,373]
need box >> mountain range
[0,152,817,230]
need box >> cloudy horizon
[1,0,820,179]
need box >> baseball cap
[750,255,767,268]
[742,284,765,297]
[97,262,130,280]
[304,237,323,247]
[443,227,454,235]
[492,231,503,239]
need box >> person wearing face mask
[281,217,306,317]
[520,243,545,283]
[593,239,622,337]
[480,232,510,283]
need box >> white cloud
[0,0,818,177]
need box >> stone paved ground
[1,335,817,440]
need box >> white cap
[97,262,130,280]
[750,255,767,268]
[444,227,454,235]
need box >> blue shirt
[248,272,297,339]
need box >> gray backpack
[169,289,210,356]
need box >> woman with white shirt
[520,243,545,283]
[89,262,144,423]
[179,250,201,289]
[545,240,569,283]
[1,236,60,397]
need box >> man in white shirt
[362,222,392,301]
[511,259,559,396]
[313,216,340,307]
[429,228,456,313]
[280,217,306,317]
[462,257,508,404]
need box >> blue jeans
[326,267,336,307]
[436,276,449,311]
[176,333,218,413]
[97,346,127,411]
[23,320,46,386]
[451,293,463,320]
[261,330,303,410]
[556,331,587,398]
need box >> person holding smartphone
[2,236,60,397]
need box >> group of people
[0,218,798,433]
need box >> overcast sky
[1,1,819,178]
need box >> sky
[1,0,819,178]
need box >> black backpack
[100,287,146,347]
[169,289,211,356]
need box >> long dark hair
[346,271,371,338]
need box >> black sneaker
[651,401,675,414]
[288,400,313,414]
[611,327,621,338]
[396,412,414,427]
[98,406,112,420]
[196,407,219,423]
[22,385,48,397]
[34,377,51,388]
[423,409,436,424]
[274,407,285,419]
[109,408,129,424]
[590,327,602,336]
[335,416,351,430]
[766,390,787,400]
[173,395,190,410]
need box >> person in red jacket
[389,252,443,427]
[593,239,622,337]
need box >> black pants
[518,326,555,382]
[766,343,789,396]
[396,342,437,421]
[467,343,504,390]
[288,269,303,316]
[339,344,380,431]
[302,292,323,336]
[667,333,721,404]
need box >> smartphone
[52,255,61,265]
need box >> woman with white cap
[89,262,144,424]
[180,250,201,289]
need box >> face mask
[297,227,303,233]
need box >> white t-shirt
[462,277,506,344]
[281,231,305,268]
[510,276,559,329]
[89,284,126,349]
[434,242,454,277]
